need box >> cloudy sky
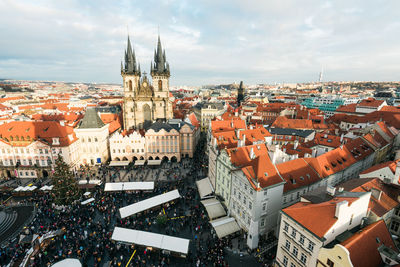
[0,0,399,86]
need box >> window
[249,202,252,210]
[308,242,314,252]
[285,240,291,250]
[262,202,267,211]
[95,137,98,142]
[327,258,334,267]
[283,256,288,266]
[292,246,298,257]
[349,214,353,225]
[243,197,247,205]
[284,222,289,232]
[291,228,297,238]
[261,218,265,227]
[390,221,400,232]
[290,263,296,267]
[299,234,305,245]
[300,253,307,264]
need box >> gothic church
[121,35,173,130]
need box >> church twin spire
[122,35,140,76]
[122,34,169,77]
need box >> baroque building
[121,35,173,130]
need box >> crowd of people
[0,136,245,266]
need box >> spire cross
[143,71,147,76]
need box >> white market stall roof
[147,159,162,166]
[109,160,130,167]
[104,182,154,192]
[196,177,214,199]
[83,191,91,196]
[200,197,226,220]
[81,198,95,205]
[119,189,180,218]
[134,160,146,166]
[111,227,189,255]
[78,179,102,185]
[51,258,82,267]
[210,216,241,239]
[40,185,54,191]
[14,185,37,192]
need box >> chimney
[60,121,65,126]
[250,147,255,159]
[312,148,317,158]
[326,185,336,196]
[235,111,238,116]
[242,134,246,145]
[340,133,344,143]
[294,140,298,150]
[338,187,344,193]
[335,200,349,219]
[371,188,382,200]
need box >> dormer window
[52,138,60,145]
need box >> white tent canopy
[51,258,82,267]
[104,182,154,192]
[134,160,146,166]
[200,197,226,220]
[78,179,102,185]
[40,185,54,191]
[196,177,214,199]
[109,160,130,167]
[210,216,241,239]
[111,227,189,255]
[119,189,180,218]
[148,159,162,166]
[81,198,95,205]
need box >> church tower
[151,35,170,99]
[121,36,141,130]
[121,34,173,130]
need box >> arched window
[129,80,133,91]
[158,80,162,91]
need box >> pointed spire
[153,34,168,75]
[138,63,141,76]
[121,61,123,72]
[124,34,139,75]
[150,60,153,73]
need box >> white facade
[276,192,371,267]
[75,124,109,165]
[110,131,146,161]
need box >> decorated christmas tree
[51,155,79,205]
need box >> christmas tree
[51,155,79,205]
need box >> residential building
[0,121,80,178]
[275,190,371,267]
[75,108,109,165]
[193,102,226,132]
[317,220,398,267]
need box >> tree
[51,155,79,205]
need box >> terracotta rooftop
[283,196,359,239]
[341,220,398,267]
[0,121,77,147]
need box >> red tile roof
[360,159,399,175]
[211,119,246,133]
[277,158,321,192]
[0,121,77,147]
[341,220,398,267]
[283,197,358,239]
[348,178,399,217]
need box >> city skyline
[1,0,400,86]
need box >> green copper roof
[78,108,105,129]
